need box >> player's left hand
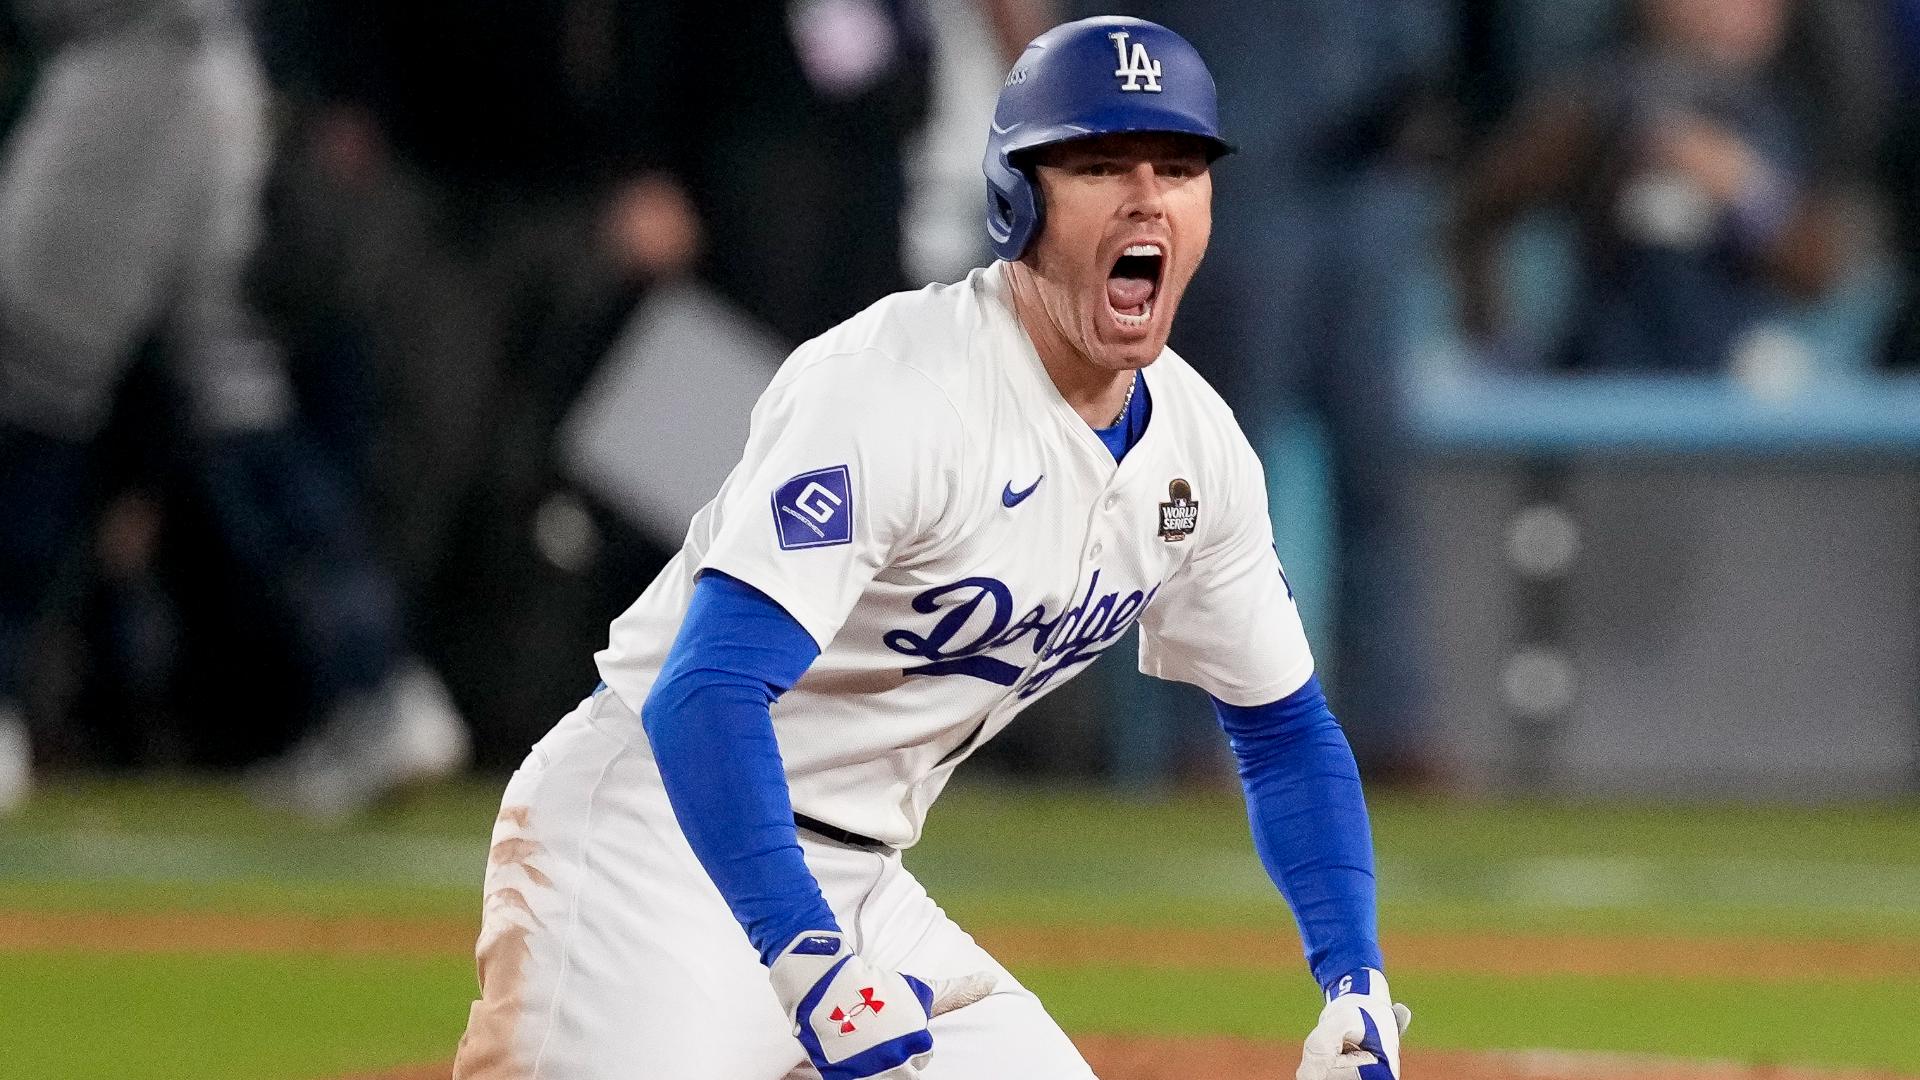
[1295,968,1412,1080]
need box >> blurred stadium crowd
[0,0,1913,816]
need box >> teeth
[1113,301,1153,326]
[1123,244,1162,257]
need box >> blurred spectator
[260,0,708,757]
[903,1,1056,283]
[1449,0,1882,373]
[666,0,933,343]
[258,0,936,754]
[0,0,465,815]
[1877,0,1920,369]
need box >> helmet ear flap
[1025,165,1046,258]
[984,151,1043,262]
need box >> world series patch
[1159,478,1198,542]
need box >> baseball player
[455,16,1408,1080]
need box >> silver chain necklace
[1109,373,1138,428]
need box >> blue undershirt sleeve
[641,570,836,966]
[1211,676,1384,990]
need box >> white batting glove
[1296,968,1412,1080]
[769,930,997,1080]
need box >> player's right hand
[768,930,996,1079]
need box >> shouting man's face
[1020,131,1215,373]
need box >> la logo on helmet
[1108,30,1163,92]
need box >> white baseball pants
[452,687,1098,1079]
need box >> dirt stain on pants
[452,806,550,1080]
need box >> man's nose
[1121,162,1165,218]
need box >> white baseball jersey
[596,263,1313,847]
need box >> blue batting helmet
[984,16,1233,262]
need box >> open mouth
[1106,244,1164,327]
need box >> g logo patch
[773,466,854,550]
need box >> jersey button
[1089,541,1104,559]
[1104,494,1119,511]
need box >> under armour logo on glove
[831,987,885,1034]
[1296,968,1412,1080]
[768,930,997,1079]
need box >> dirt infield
[339,1039,1918,1080]
[7,910,1915,982]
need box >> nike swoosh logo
[1002,475,1043,508]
